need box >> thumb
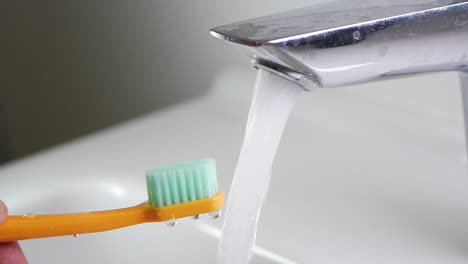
[0,201,6,224]
[0,201,29,264]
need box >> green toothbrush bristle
[146,159,218,208]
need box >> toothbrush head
[145,159,223,219]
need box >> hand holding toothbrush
[0,201,28,264]
[0,159,223,262]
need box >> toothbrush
[0,159,224,242]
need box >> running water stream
[217,69,303,263]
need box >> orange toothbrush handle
[0,192,224,242]
[0,204,150,242]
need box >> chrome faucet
[211,0,468,153]
[210,0,468,91]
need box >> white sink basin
[1,67,468,263]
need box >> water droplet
[192,214,200,220]
[166,219,177,227]
[208,210,221,219]
[352,31,362,40]
[21,214,35,218]
[73,234,80,237]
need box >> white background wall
[2,0,320,161]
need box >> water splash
[217,69,302,263]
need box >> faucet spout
[210,0,468,90]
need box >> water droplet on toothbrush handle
[209,210,221,219]
[166,219,177,227]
